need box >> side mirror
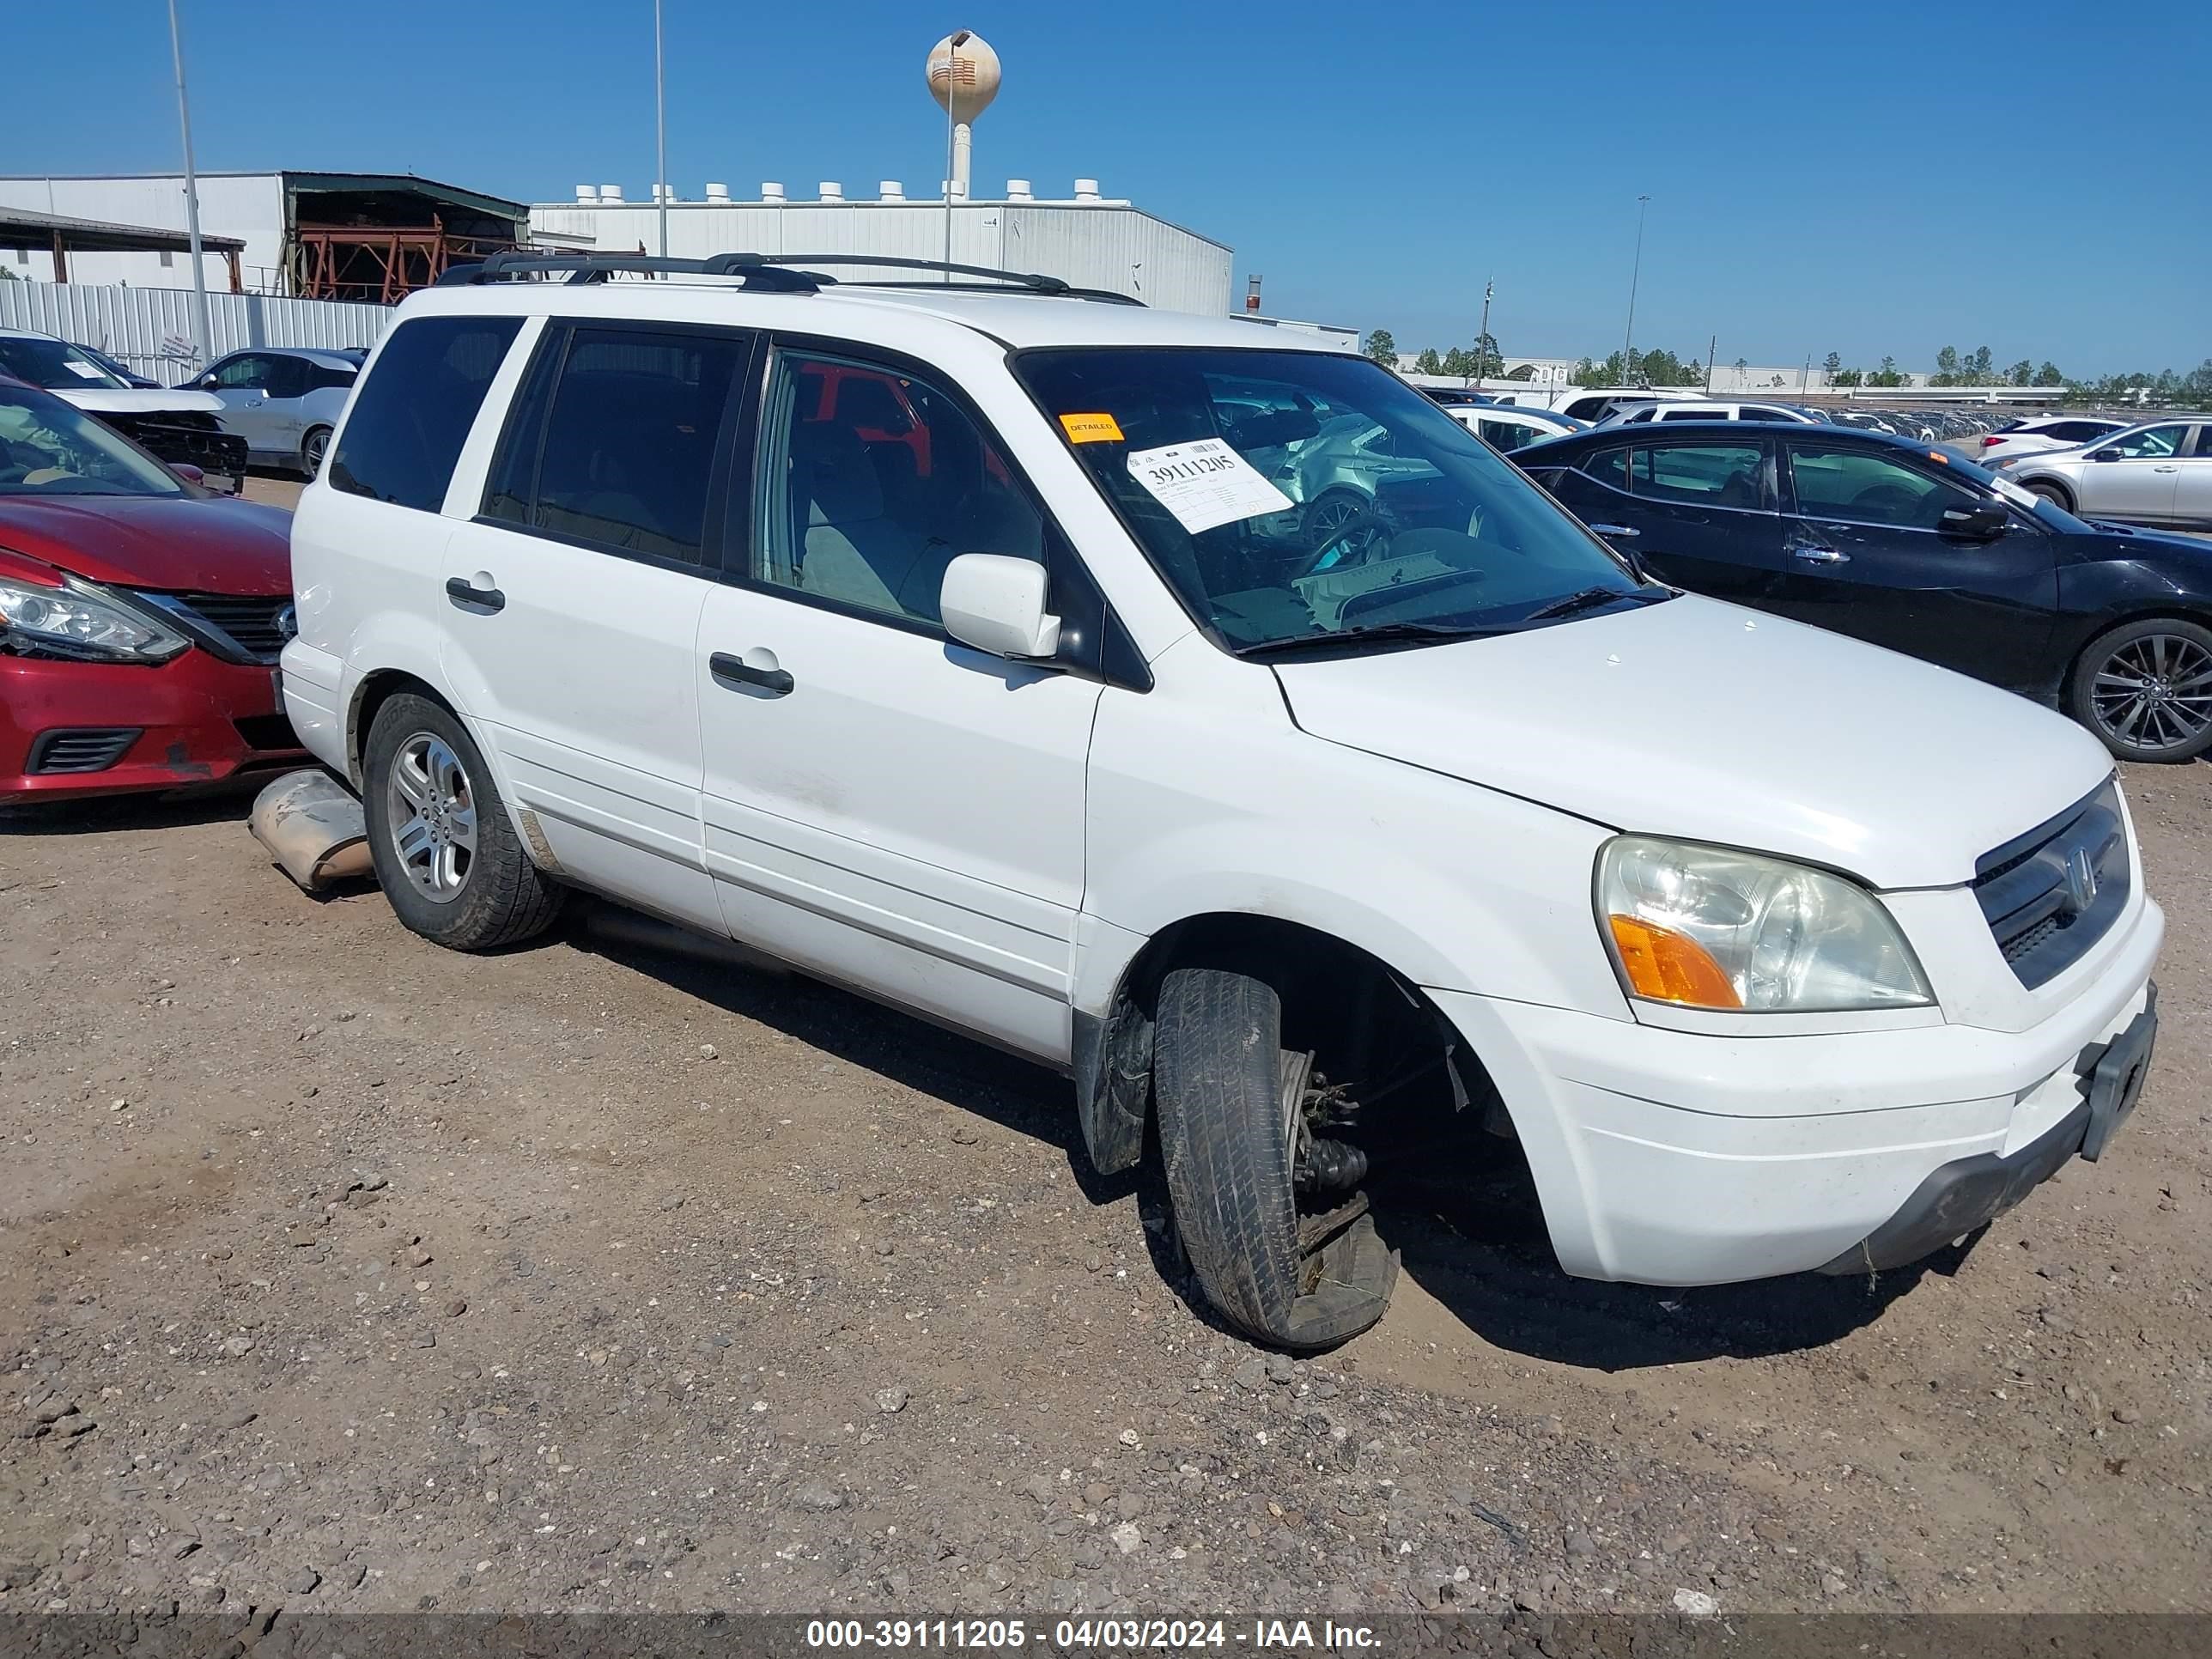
[1940,501,2010,541]
[940,553,1060,660]
[170,463,206,485]
[2089,448,2122,463]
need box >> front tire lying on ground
[1152,967,1399,1350]
[362,692,563,950]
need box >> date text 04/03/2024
[803,1620,1380,1650]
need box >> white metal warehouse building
[528,179,1233,317]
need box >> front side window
[0,385,184,497]
[755,349,1043,627]
[1630,442,1767,507]
[207,355,270,390]
[1015,348,1656,653]
[2105,424,2185,459]
[1788,445,1975,530]
[330,315,523,513]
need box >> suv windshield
[0,334,129,392]
[0,385,185,497]
[1015,348,1658,652]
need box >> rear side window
[1633,442,1766,507]
[482,324,750,568]
[330,316,523,512]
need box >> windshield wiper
[1518,585,1662,623]
[1233,619,1507,659]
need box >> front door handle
[2153,465,2179,473]
[1790,542,1850,564]
[445,575,505,613]
[710,652,794,697]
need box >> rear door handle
[445,576,505,613]
[710,652,794,697]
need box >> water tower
[926,31,1000,199]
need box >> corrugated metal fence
[0,282,392,385]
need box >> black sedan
[1508,422,2212,761]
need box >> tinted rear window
[330,316,522,512]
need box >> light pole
[653,0,668,258]
[167,0,212,372]
[1475,276,1492,390]
[1620,193,1650,386]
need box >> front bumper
[1,648,306,803]
[1428,894,2163,1285]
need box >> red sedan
[1,375,307,804]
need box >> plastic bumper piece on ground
[1816,987,2158,1274]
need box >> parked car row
[0,326,364,481]
[6,263,2170,1357]
[1510,421,2212,759]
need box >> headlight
[1597,836,1933,1012]
[0,574,189,663]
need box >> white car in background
[1975,415,2131,466]
[0,325,222,421]
[1443,401,1589,452]
[1999,416,2212,529]
[185,348,364,476]
[1597,399,1826,428]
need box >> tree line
[1364,326,2210,404]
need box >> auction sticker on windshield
[1991,474,2041,510]
[1127,437,1294,535]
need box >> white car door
[2173,425,2212,529]
[696,345,1104,1062]
[436,319,753,931]
[197,352,291,456]
[2076,422,2188,523]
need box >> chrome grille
[1973,781,2130,989]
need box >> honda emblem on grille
[275,603,298,641]
[2063,845,2100,915]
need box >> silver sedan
[2000,416,2212,530]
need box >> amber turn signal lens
[1607,915,1743,1009]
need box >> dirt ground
[1,725,2207,1621]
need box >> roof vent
[761,182,786,204]
[1006,179,1033,201]
[1073,178,1101,202]
[599,184,625,204]
[818,181,844,203]
[574,185,599,204]
[878,180,905,203]
[704,182,731,203]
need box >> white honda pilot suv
[281,252,2162,1350]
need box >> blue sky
[11,1,2208,374]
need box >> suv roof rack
[436,250,1145,305]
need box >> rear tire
[1152,967,1397,1351]
[2066,617,2212,763]
[362,693,562,950]
[301,425,331,477]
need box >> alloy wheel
[386,732,477,902]
[2092,633,2212,753]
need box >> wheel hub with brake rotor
[1153,967,1400,1352]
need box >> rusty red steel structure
[292,219,527,304]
